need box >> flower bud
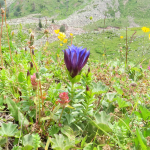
[30,62,33,68]
[86,67,90,77]
[30,32,34,46]
[15,51,18,55]
[36,72,39,79]
[86,85,90,91]
[25,47,27,51]
[58,92,70,106]
[31,73,38,90]
[27,70,30,77]
[1,8,4,14]
[30,32,34,40]
[44,29,49,34]
[32,49,34,55]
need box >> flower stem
[58,106,65,125]
[71,83,74,102]
[30,48,44,111]
[6,136,8,150]
[37,81,41,123]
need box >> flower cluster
[142,27,150,33]
[31,73,38,90]
[63,44,90,78]
[54,29,68,46]
[58,92,70,105]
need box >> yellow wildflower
[57,54,59,57]
[58,36,64,41]
[58,32,66,41]
[149,34,150,40]
[70,33,73,36]
[142,27,150,32]
[63,39,67,43]
[60,43,63,46]
[103,54,105,56]
[120,36,123,39]
[54,29,60,34]
[59,32,66,38]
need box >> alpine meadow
[0,0,150,150]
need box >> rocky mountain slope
[5,0,150,28]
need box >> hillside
[3,0,150,29]
[7,0,92,20]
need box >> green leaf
[56,83,61,89]
[18,111,29,126]
[22,134,33,147]
[83,143,93,150]
[18,72,25,82]
[12,146,22,150]
[69,75,81,84]
[106,92,116,102]
[0,95,4,106]
[81,135,87,148]
[65,114,74,124]
[94,111,112,132]
[6,97,18,121]
[22,145,33,150]
[136,128,147,150]
[48,125,60,137]
[40,67,47,74]
[0,122,18,137]
[6,97,29,125]
[61,126,75,141]
[116,97,131,108]
[50,134,75,150]
[139,105,150,121]
[113,86,123,95]
[0,136,6,146]
[93,147,97,150]
[92,82,108,94]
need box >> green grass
[7,0,92,19]
[83,17,130,31]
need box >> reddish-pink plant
[31,73,38,90]
[58,92,70,105]
[148,66,150,71]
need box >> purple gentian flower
[63,45,90,78]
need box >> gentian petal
[78,49,87,67]
[64,49,72,72]
[79,50,90,71]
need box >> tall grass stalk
[0,9,4,67]
[4,0,13,63]
[125,27,128,66]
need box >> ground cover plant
[1,2,150,150]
